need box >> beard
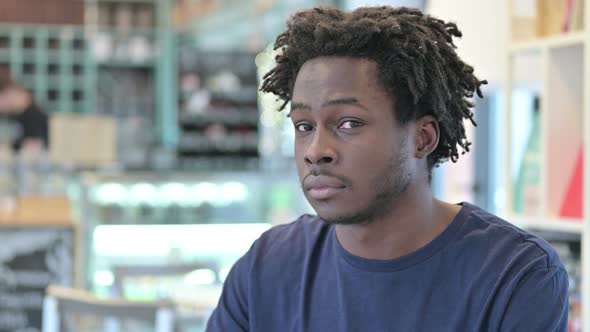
[318,148,412,226]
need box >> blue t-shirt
[206,202,569,331]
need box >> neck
[334,186,460,260]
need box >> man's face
[0,87,28,113]
[291,56,415,225]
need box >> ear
[414,115,439,159]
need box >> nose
[304,129,337,166]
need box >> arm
[499,266,569,331]
[206,253,251,332]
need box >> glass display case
[76,169,309,331]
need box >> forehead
[292,56,385,100]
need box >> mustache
[302,167,351,187]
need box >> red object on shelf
[562,0,575,32]
[559,146,584,219]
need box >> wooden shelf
[509,31,586,53]
[97,59,155,69]
[179,109,259,127]
[508,215,584,234]
[86,0,156,4]
[0,196,74,227]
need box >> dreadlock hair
[261,6,487,170]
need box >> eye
[295,123,314,132]
[338,120,364,129]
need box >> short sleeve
[499,266,569,331]
[205,249,252,332]
[20,106,47,137]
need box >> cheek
[346,136,393,166]
[294,138,304,154]
[346,146,398,191]
[294,139,304,157]
[294,143,308,175]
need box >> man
[207,6,568,331]
[0,69,49,153]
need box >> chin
[312,196,392,226]
[315,207,369,225]
[305,192,366,225]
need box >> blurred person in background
[0,68,48,155]
[207,6,568,332]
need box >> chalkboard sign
[0,227,74,332]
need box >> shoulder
[250,214,331,261]
[260,214,328,240]
[224,215,329,282]
[456,203,565,271]
[236,214,332,279]
[456,204,571,330]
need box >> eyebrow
[290,97,368,113]
[290,102,311,112]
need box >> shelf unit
[85,0,178,149]
[0,0,178,151]
[177,49,260,168]
[507,1,589,330]
[0,24,96,114]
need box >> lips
[303,175,346,200]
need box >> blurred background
[0,0,586,331]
